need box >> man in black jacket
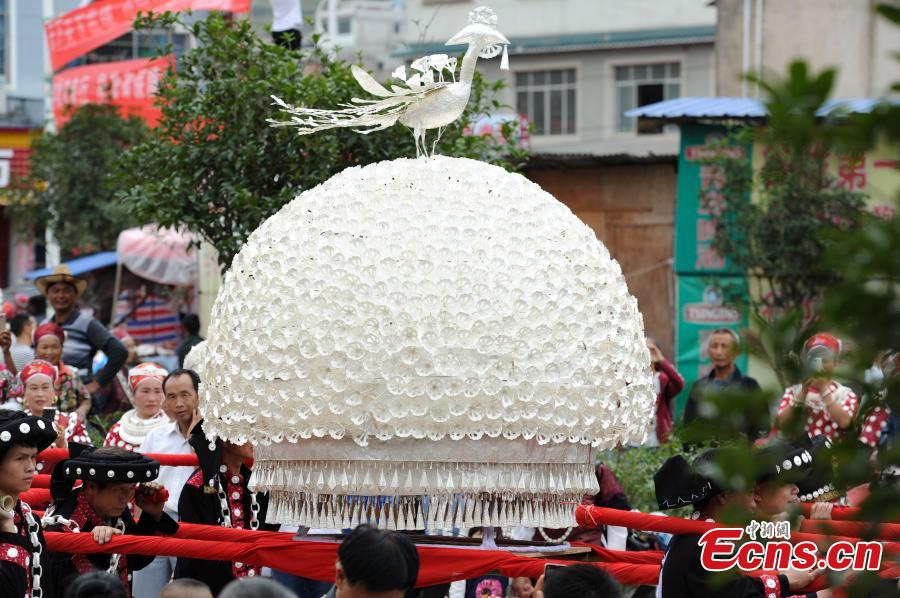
[682,329,762,437]
[174,422,278,595]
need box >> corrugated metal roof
[626,96,894,120]
[626,97,765,119]
[25,252,118,280]
[817,98,886,116]
[394,25,715,57]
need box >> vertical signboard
[675,276,750,415]
[674,124,749,274]
[674,124,751,416]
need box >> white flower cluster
[190,156,654,449]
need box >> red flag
[45,0,251,71]
[52,56,174,126]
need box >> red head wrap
[20,359,59,386]
[805,333,841,356]
[33,322,66,345]
[128,362,168,393]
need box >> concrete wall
[1,0,72,118]
[471,43,714,156]
[7,1,45,101]
[341,4,405,78]
[717,0,900,97]
[405,0,715,43]
[252,0,404,80]
[403,0,715,156]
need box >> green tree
[8,104,148,257]
[604,433,712,515]
[686,6,899,593]
[703,63,867,317]
[116,12,529,271]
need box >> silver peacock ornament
[270,6,510,157]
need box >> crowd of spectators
[0,264,893,598]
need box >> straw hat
[35,265,87,296]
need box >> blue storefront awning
[25,251,118,280]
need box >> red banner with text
[52,56,174,127]
[45,0,250,71]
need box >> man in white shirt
[132,368,202,598]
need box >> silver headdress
[470,6,509,67]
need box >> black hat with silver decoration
[654,452,723,510]
[796,435,836,502]
[755,439,814,484]
[0,409,58,460]
[50,443,161,501]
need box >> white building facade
[252,0,405,80]
[401,0,717,156]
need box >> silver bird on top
[269,6,510,157]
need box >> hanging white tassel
[427,496,438,528]
[341,498,352,530]
[442,498,452,531]
[398,499,408,530]
[298,497,308,524]
[500,45,509,71]
[463,495,473,528]
[473,498,483,527]
[388,502,397,530]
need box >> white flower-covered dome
[189,155,654,529]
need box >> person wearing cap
[19,359,94,478]
[752,439,819,520]
[104,363,170,453]
[42,445,178,598]
[35,265,127,406]
[173,421,277,595]
[774,334,858,441]
[654,449,823,597]
[682,328,762,438]
[0,409,59,597]
[27,322,92,417]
